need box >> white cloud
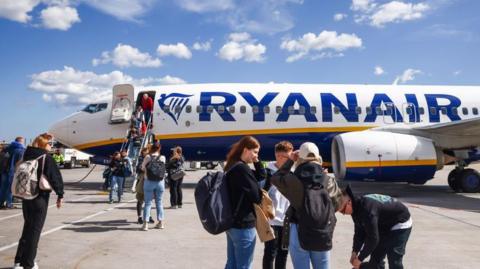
[393,68,422,84]
[453,70,461,76]
[0,0,40,23]
[280,31,362,62]
[30,66,186,106]
[82,0,155,22]
[92,44,162,68]
[157,43,192,59]
[334,13,347,21]
[192,41,212,51]
[40,6,80,30]
[351,0,430,28]
[218,32,266,62]
[374,66,385,75]
[175,0,234,12]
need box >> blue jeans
[225,228,256,269]
[289,224,330,269]
[143,179,165,221]
[109,176,124,202]
[0,172,13,207]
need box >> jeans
[143,179,165,221]
[15,194,49,269]
[0,172,13,207]
[169,178,183,206]
[144,110,152,126]
[289,224,330,269]
[225,227,256,269]
[263,225,288,269]
[360,228,412,269]
[109,176,124,202]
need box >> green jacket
[52,153,64,164]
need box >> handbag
[170,164,186,181]
[259,189,275,219]
[254,204,275,242]
[39,155,52,191]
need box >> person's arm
[45,155,64,200]
[326,176,343,211]
[141,155,150,171]
[252,161,266,182]
[270,159,304,210]
[357,214,380,261]
[229,164,262,204]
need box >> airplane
[49,83,480,193]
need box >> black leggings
[169,178,183,206]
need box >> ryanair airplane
[49,84,480,193]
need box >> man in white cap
[271,142,342,269]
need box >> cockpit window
[82,103,108,113]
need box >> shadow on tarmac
[63,219,140,233]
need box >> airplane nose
[49,119,70,147]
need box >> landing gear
[448,166,480,193]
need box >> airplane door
[382,102,397,124]
[110,84,134,124]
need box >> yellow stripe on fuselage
[345,159,437,168]
[74,126,372,150]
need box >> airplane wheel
[459,169,480,193]
[448,169,461,192]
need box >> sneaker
[142,223,148,231]
[155,221,164,229]
[149,217,155,224]
[108,200,113,204]
[137,217,143,224]
[169,205,178,209]
[12,263,23,269]
[178,205,182,208]
[32,262,39,269]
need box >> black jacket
[351,194,411,261]
[167,156,184,177]
[23,146,64,199]
[226,161,266,229]
[110,159,127,177]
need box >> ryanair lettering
[159,92,462,124]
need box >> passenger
[141,142,166,231]
[339,185,412,269]
[13,133,64,269]
[224,136,266,269]
[0,136,26,209]
[52,149,64,167]
[135,147,154,225]
[108,151,126,203]
[0,144,10,208]
[140,93,153,128]
[271,142,342,269]
[167,146,185,209]
[132,106,144,130]
[262,141,293,269]
[126,128,141,160]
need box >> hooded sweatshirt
[6,141,25,176]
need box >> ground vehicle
[61,148,92,169]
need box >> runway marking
[0,195,93,222]
[0,199,135,253]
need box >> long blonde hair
[32,133,52,149]
[170,146,183,161]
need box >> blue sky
[0,0,479,142]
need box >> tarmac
[1,164,480,269]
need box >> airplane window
[276,106,282,114]
[366,107,372,115]
[462,107,468,115]
[228,106,235,113]
[406,107,412,115]
[186,105,192,113]
[299,106,305,115]
[334,107,340,114]
[196,105,203,113]
[288,106,294,115]
[473,108,479,115]
[82,104,99,113]
[207,105,214,113]
[240,106,246,114]
[310,106,317,114]
[163,105,170,113]
[263,106,270,114]
[98,103,108,112]
[440,107,447,115]
[418,107,425,115]
[252,105,259,114]
[385,107,393,116]
[375,107,383,115]
[430,107,437,115]
[451,107,458,115]
[218,105,225,114]
[356,107,362,114]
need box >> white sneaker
[155,221,164,229]
[12,263,23,269]
[142,223,148,231]
[32,262,39,269]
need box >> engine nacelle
[331,131,443,183]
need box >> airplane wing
[373,117,480,150]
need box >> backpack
[194,164,241,235]
[0,150,11,174]
[11,155,46,200]
[295,164,336,251]
[146,155,165,181]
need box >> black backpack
[146,155,166,181]
[295,163,336,251]
[194,164,242,235]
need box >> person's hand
[322,168,328,174]
[351,256,361,269]
[288,150,300,162]
[350,252,358,265]
[252,156,259,163]
[56,198,63,209]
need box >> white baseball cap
[298,142,322,163]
